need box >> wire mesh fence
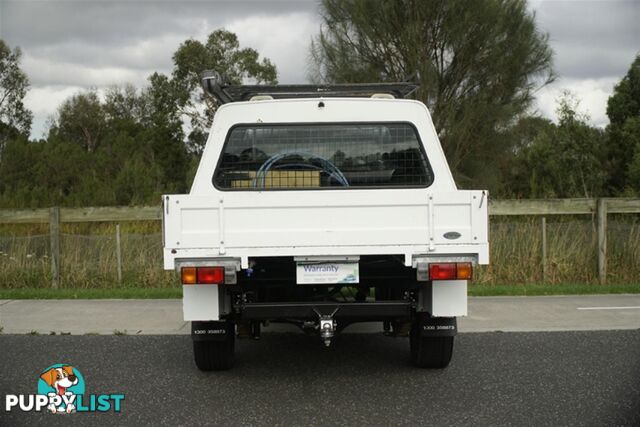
[475,218,598,284]
[0,215,638,289]
[0,234,50,287]
[0,231,177,289]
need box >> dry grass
[0,222,177,289]
[474,215,640,285]
[0,216,639,290]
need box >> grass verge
[0,287,182,299]
[0,283,638,299]
[468,283,640,296]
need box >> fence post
[597,198,607,284]
[116,224,122,284]
[541,216,547,283]
[49,207,60,289]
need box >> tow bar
[313,307,339,347]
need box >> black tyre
[193,326,235,371]
[410,321,454,369]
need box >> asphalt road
[1,330,639,426]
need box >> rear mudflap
[191,320,233,341]
[417,314,457,337]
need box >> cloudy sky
[0,0,638,139]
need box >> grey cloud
[535,0,638,46]
[1,0,317,47]
[553,43,639,80]
[23,36,181,77]
[1,0,320,88]
[23,55,156,88]
[535,0,640,79]
[2,0,636,137]
[7,0,636,87]
[3,1,320,138]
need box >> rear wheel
[410,320,454,369]
[193,323,235,371]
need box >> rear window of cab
[213,123,434,190]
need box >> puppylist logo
[4,364,124,414]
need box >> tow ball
[313,307,339,347]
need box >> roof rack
[201,71,419,104]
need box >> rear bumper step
[238,301,411,320]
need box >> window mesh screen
[214,123,433,190]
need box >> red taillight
[196,267,225,284]
[182,266,225,284]
[429,263,457,280]
[429,262,473,280]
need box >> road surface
[1,331,639,425]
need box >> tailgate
[163,190,488,264]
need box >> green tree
[96,78,190,202]
[32,134,95,205]
[0,135,42,207]
[310,0,554,187]
[52,90,106,153]
[607,55,640,127]
[621,117,640,193]
[495,115,556,197]
[524,93,606,198]
[140,73,189,193]
[0,39,33,154]
[0,30,277,207]
[171,29,278,153]
[103,84,145,125]
[114,155,162,205]
[605,54,640,193]
[10,80,191,207]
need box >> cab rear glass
[213,123,434,190]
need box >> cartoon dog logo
[39,365,79,413]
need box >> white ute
[163,73,489,370]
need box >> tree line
[0,30,276,207]
[0,0,638,208]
